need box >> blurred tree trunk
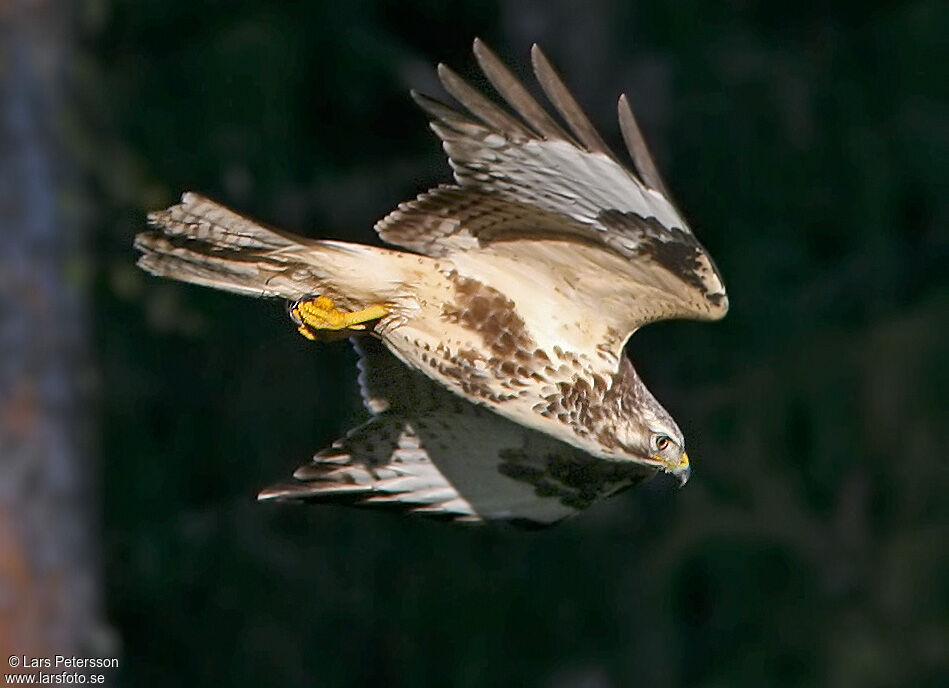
[0,1,103,657]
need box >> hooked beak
[672,453,691,487]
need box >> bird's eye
[654,435,671,451]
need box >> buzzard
[135,40,728,526]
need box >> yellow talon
[290,295,389,339]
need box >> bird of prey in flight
[135,39,728,527]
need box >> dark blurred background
[1,1,946,686]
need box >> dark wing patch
[498,448,652,511]
[598,210,727,313]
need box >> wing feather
[258,337,651,526]
[617,93,672,198]
[436,63,533,139]
[380,40,728,322]
[529,44,615,158]
[472,38,574,143]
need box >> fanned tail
[135,192,321,300]
[136,192,419,307]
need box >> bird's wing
[376,39,727,326]
[258,337,653,526]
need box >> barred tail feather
[134,233,308,299]
[146,192,302,251]
[135,192,319,299]
[136,192,419,306]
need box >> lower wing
[258,337,654,527]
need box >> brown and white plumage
[259,337,652,526]
[381,41,726,321]
[135,40,728,524]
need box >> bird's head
[613,367,691,486]
[616,413,690,486]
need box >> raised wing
[377,39,727,323]
[258,337,653,526]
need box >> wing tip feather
[617,93,672,197]
[528,43,614,158]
